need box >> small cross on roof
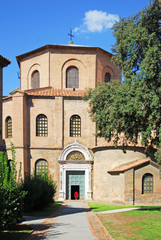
[68,28,74,44]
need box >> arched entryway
[58,140,93,200]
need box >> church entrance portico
[58,141,93,201]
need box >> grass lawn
[88,202,141,212]
[24,201,63,217]
[98,209,161,240]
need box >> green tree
[84,0,161,159]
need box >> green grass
[88,202,161,212]
[0,224,33,240]
[98,209,161,240]
[88,202,139,212]
[24,201,63,217]
[122,210,161,239]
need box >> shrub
[22,173,57,211]
[0,186,25,230]
[0,143,26,231]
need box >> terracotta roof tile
[108,158,158,173]
[25,87,87,97]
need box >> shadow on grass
[0,224,33,240]
[134,206,161,212]
[24,201,63,217]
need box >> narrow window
[35,159,48,175]
[31,70,40,89]
[66,66,79,88]
[142,173,153,194]
[70,115,81,137]
[36,114,48,136]
[6,116,12,138]
[104,72,111,83]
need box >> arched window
[35,159,48,175]
[36,114,48,136]
[142,173,153,194]
[6,116,12,138]
[66,66,79,88]
[104,72,111,83]
[31,70,40,89]
[70,115,81,137]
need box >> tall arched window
[35,159,48,175]
[36,114,48,136]
[6,116,12,138]
[142,173,153,194]
[104,72,111,83]
[66,66,79,88]
[70,115,81,137]
[31,70,40,89]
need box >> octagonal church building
[3,43,161,205]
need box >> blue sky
[1,0,149,96]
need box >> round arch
[61,58,86,89]
[27,63,41,89]
[102,66,114,82]
[58,140,93,162]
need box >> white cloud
[74,10,119,33]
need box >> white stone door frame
[59,163,92,200]
[58,140,93,201]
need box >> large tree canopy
[112,0,161,95]
[84,0,161,151]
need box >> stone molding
[58,140,93,162]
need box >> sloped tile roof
[108,158,158,173]
[25,87,87,97]
[10,88,25,95]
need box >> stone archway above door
[58,140,93,162]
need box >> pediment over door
[58,140,93,162]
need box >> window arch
[31,70,40,89]
[70,115,81,137]
[66,66,79,88]
[35,159,48,175]
[6,116,12,138]
[36,114,48,136]
[142,173,153,194]
[104,72,111,83]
